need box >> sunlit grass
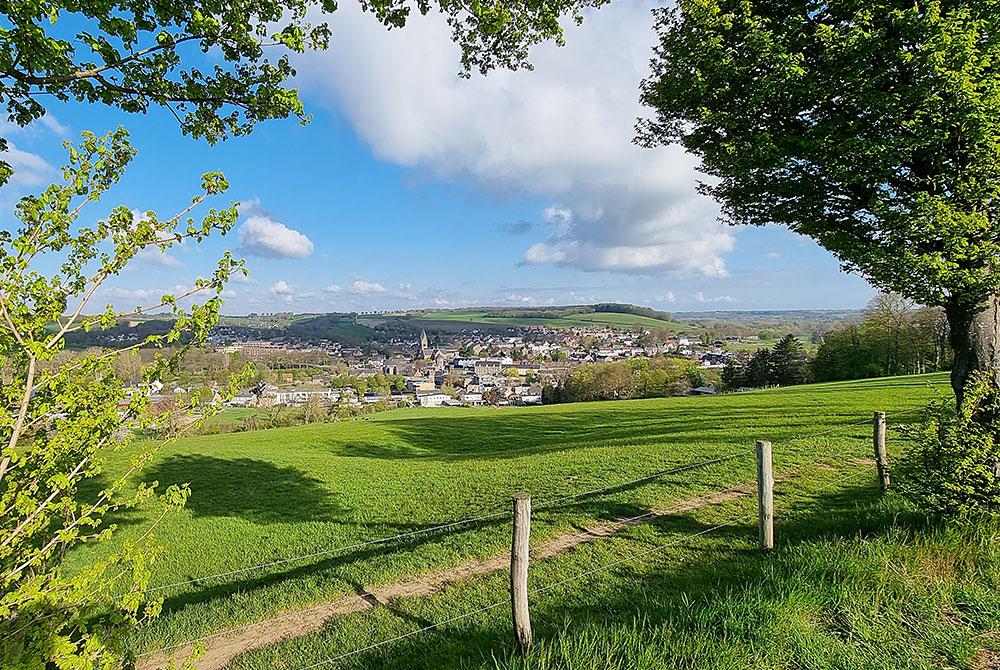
[69,372,971,663]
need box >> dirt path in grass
[137,481,762,670]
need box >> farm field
[412,309,694,331]
[72,373,1000,669]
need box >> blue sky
[0,2,876,315]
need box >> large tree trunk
[945,296,1000,407]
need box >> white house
[418,392,454,408]
[272,388,340,406]
[461,392,484,406]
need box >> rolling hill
[65,372,1000,670]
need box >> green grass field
[414,310,694,332]
[73,373,1000,669]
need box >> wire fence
[136,407,925,667]
[285,521,739,670]
[140,453,746,596]
[141,408,926,597]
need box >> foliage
[544,356,709,403]
[814,294,951,382]
[897,373,1000,517]
[639,0,1000,403]
[592,303,674,323]
[770,334,811,386]
[721,335,809,390]
[0,131,246,668]
[0,0,608,184]
[640,0,1000,307]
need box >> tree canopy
[639,0,1000,401]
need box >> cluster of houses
[211,325,752,410]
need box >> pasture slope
[74,373,1000,669]
[410,309,694,331]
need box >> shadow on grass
[336,405,889,462]
[143,455,345,523]
[151,466,877,618]
[293,480,963,670]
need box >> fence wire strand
[142,452,747,595]
[144,507,511,595]
[132,403,928,669]
[286,520,737,670]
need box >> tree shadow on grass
[143,455,344,524]
[341,406,887,462]
[278,480,968,670]
[154,511,520,614]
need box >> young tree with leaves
[0,0,608,184]
[640,0,1000,408]
[0,130,248,668]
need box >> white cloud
[0,112,70,137]
[135,248,182,268]
[238,214,314,259]
[662,291,676,303]
[1,142,56,187]
[693,292,736,304]
[503,293,556,306]
[325,279,387,296]
[237,197,263,215]
[348,279,386,295]
[101,283,192,306]
[104,287,158,302]
[295,2,732,276]
[270,280,295,296]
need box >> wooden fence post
[873,411,890,492]
[756,440,774,551]
[510,492,532,654]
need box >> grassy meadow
[71,373,1000,668]
[413,310,694,332]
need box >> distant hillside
[394,303,694,332]
[67,306,865,349]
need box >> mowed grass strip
[69,373,949,655]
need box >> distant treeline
[482,303,674,323]
[64,318,180,349]
[812,294,949,381]
[721,334,811,389]
[543,356,713,404]
[720,294,951,390]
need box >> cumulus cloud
[349,279,386,295]
[503,293,556,306]
[294,2,732,276]
[324,279,387,297]
[1,142,56,187]
[662,291,676,303]
[238,214,314,259]
[693,292,736,304]
[135,248,182,268]
[270,280,295,296]
[101,283,192,306]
